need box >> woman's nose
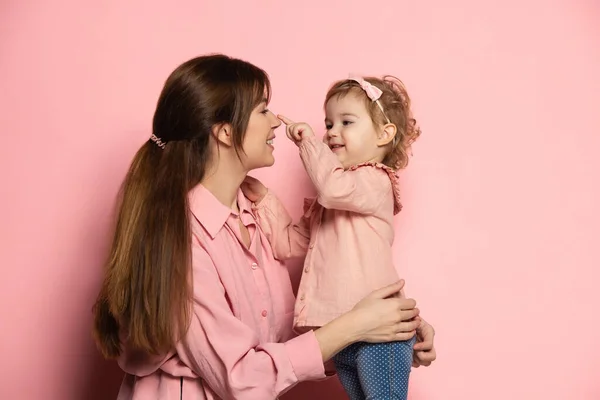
[271,112,282,128]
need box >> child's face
[324,93,385,168]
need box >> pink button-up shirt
[116,185,325,400]
[253,135,403,329]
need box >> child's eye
[325,124,333,130]
[342,120,353,126]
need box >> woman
[93,54,436,400]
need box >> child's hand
[241,175,268,203]
[277,114,315,146]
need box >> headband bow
[350,76,383,101]
[348,75,391,124]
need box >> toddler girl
[243,76,422,400]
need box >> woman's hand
[412,318,437,367]
[277,115,315,146]
[241,175,268,203]
[314,280,420,362]
[350,280,420,343]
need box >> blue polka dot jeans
[333,336,416,400]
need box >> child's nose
[327,127,340,137]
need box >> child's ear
[377,123,397,147]
[212,123,234,147]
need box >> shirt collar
[188,184,253,239]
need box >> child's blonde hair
[324,76,421,170]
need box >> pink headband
[349,76,391,124]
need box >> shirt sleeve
[298,135,392,214]
[251,190,311,260]
[175,239,325,399]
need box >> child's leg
[332,343,365,400]
[355,336,416,400]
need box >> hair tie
[150,134,166,149]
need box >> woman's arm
[315,280,421,361]
[177,243,420,399]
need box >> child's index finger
[277,114,295,125]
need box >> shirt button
[300,294,305,301]
[304,267,310,273]
[261,310,267,317]
[309,243,315,249]
[251,263,258,270]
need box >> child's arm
[253,192,311,260]
[277,115,391,215]
[298,135,391,214]
[242,176,311,260]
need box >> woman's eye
[261,109,270,114]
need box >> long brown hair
[325,76,421,170]
[92,54,271,359]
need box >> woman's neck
[201,158,247,210]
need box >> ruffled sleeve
[348,162,403,215]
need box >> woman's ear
[212,123,234,147]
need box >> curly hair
[324,76,421,170]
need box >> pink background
[1,0,599,399]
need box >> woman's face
[240,99,281,171]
